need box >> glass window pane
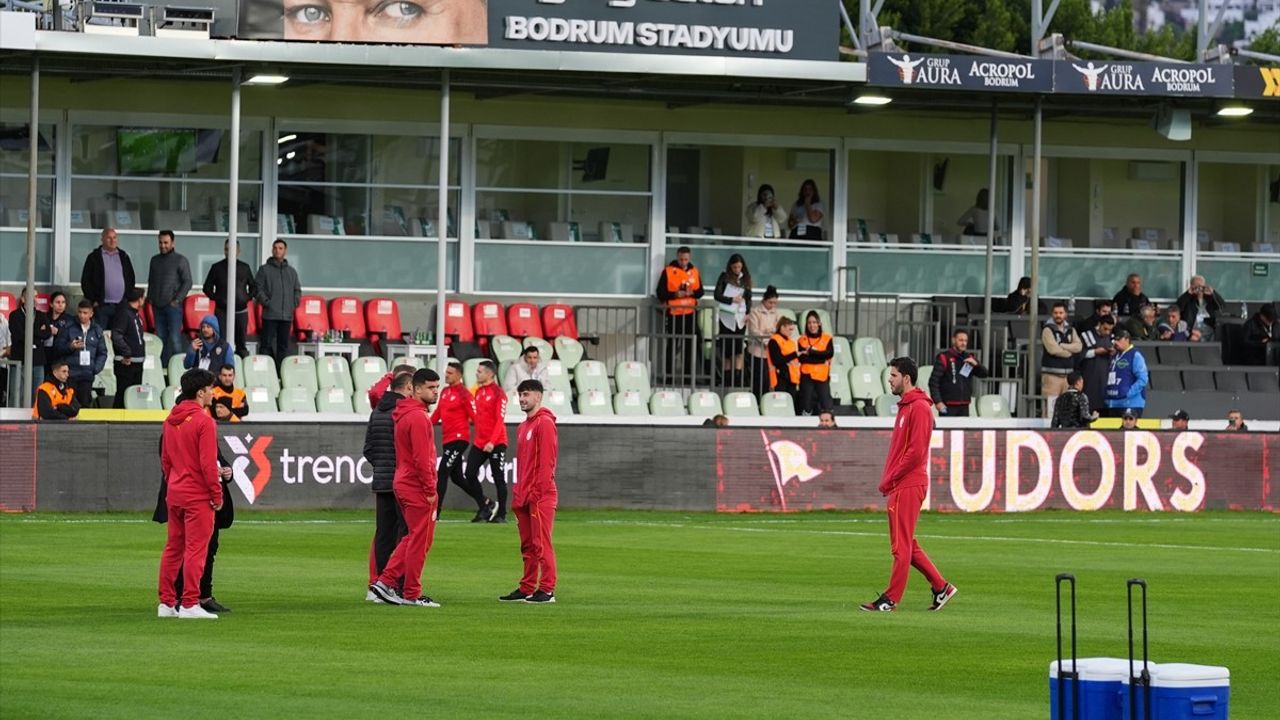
[849,150,923,242]
[846,248,1009,296]
[277,187,458,238]
[279,133,460,186]
[0,177,54,228]
[1042,157,1184,249]
[1198,259,1280,302]
[476,139,650,192]
[277,237,456,291]
[475,191,648,242]
[72,125,262,180]
[1197,162,1274,250]
[687,241,831,295]
[474,242,646,295]
[71,179,262,233]
[0,123,55,175]
[930,155,1009,244]
[1031,253,1181,300]
[0,229,52,283]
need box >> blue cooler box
[1146,663,1229,719]
[1050,658,1131,720]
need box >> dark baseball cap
[1122,409,1138,419]
[1112,328,1131,340]
[1169,409,1189,421]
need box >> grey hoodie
[147,250,192,307]
[256,257,302,321]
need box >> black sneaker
[472,500,497,523]
[928,583,958,611]
[499,589,530,602]
[525,590,556,604]
[200,598,231,614]
[489,513,508,524]
[859,594,896,612]
[369,581,404,605]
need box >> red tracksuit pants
[515,499,557,595]
[378,488,437,602]
[158,502,215,608]
[884,484,946,604]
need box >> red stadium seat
[246,301,260,339]
[365,298,404,354]
[184,295,214,333]
[330,296,367,339]
[507,303,543,339]
[443,300,473,344]
[541,304,577,340]
[0,291,16,319]
[472,301,507,337]
[294,295,330,341]
[142,301,155,333]
[34,293,50,314]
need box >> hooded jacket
[256,256,302,321]
[160,399,222,508]
[514,406,558,508]
[392,396,438,499]
[184,314,235,374]
[878,387,934,496]
[363,389,401,494]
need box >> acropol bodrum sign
[1054,60,1233,97]
[868,52,1055,93]
[487,0,840,61]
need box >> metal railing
[574,305,641,376]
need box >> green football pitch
[2,510,1277,719]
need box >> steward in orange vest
[655,249,704,317]
[767,318,801,396]
[797,311,835,416]
[33,361,80,421]
[209,365,248,423]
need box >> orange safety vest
[211,385,247,423]
[32,381,75,419]
[663,264,701,316]
[768,333,801,389]
[798,333,833,382]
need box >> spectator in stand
[1050,372,1095,429]
[654,246,704,380]
[713,253,752,386]
[1040,302,1082,418]
[1005,277,1046,316]
[1120,408,1140,431]
[184,315,236,376]
[1104,329,1148,418]
[956,188,997,237]
[0,311,10,406]
[366,363,419,411]
[363,368,413,595]
[209,365,248,423]
[111,288,147,409]
[817,410,836,428]
[1112,273,1150,317]
[32,360,80,421]
[1157,306,1199,342]
[745,285,780,396]
[929,329,987,417]
[796,311,834,416]
[202,240,257,357]
[147,230,193,364]
[1074,299,1115,335]
[9,293,51,401]
[767,317,800,406]
[1168,409,1189,431]
[43,291,72,376]
[744,184,788,239]
[503,345,549,394]
[1225,409,1248,432]
[465,361,509,524]
[1176,275,1224,342]
[57,299,107,407]
[1124,304,1158,342]
[1241,304,1276,366]
[256,239,302,366]
[80,227,136,332]
[1076,314,1116,416]
[787,179,825,240]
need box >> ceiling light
[1216,105,1253,118]
[286,151,296,160]
[852,94,892,107]
[245,74,289,86]
[277,134,297,144]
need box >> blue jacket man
[184,314,236,375]
[1105,329,1148,417]
[55,299,108,407]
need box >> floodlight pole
[981,100,997,373]
[1032,0,1062,51]
[435,70,450,374]
[21,58,39,406]
[225,67,241,356]
[1028,97,1043,419]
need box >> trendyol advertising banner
[717,429,1279,513]
[236,0,839,61]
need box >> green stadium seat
[687,390,723,417]
[143,332,163,358]
[831,336,854,370]
[123,384,162,410]
[874,394,899,417]
[880,366,894,395]
[167,354,187,385]
[614,361,651,396]
[573,360,610,396]
[241,354,281,394]
[916,364,932,394]
[462,358,485,388]
[976,394,1011,418]
[524,336,553,362]
[316,387,355,414]
[246,386,274,407]
[849,366,882,403]
[853,337,888,369]
[102,330,114,364]
[491,334,523,365]
[723,391,759,417]
[553,336,585,370]
[543,359,572,395]
[391,355,426,371]
[577,389,613,416]
[698,307,716,361]
[614,390,650,416]
[278,386,316,413]
[316,356,353,393]
[351,356,388,395]
[776,307,797,324]
[141,355,166,390]
[649,390,686,416]
[162,385,180,409]
[280,355,319,394]
[760,391,795,417]
[543,389,574,416]
[94,365,116,400]
[828,367,851,406]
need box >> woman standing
[745,286,780,396]
[44,291,72,376]
[744,185,788,239]
[797,311,834,416]
[788,179,826,241]
[766,317,800,406]
[713,254,752,387]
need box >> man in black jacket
[362,368,414,598]
[202,240,257,357]
[80,228,136,332]
[1076,315,1116,414]
[111,289,147,408]
[1051,373,1096,429]
[9,293,51,402]
[1176,276,1224,342]
[1112,273,1150,318]
[928,329,987,417]
[1241,304,1276,366]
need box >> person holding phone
[744,185,787,239]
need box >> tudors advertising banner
[486,0,839,61]
[1054,59,1234,97]
[867,52,1055,93]
[717,428,1279,513]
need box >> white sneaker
[157,603,178,618]
[366,589,377,602]
[178,604,219,620]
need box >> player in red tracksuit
[861,356,957,613]
[431,362,498,522]
[369,368,442,608]
[157,368,223,620]
[465,360,510,523]
[499,379,560,604]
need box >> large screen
[116,128,199,176]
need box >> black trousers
[260,319,294,366]
[437,440,489,509]
[216,309,250,357]
[797,377,833,416]
[113,360,144,408]
[664,313,696,380]
[372,491,407,579]
[173,527,219,601]
[464,444,508,516]
[749,355,771,397]
[940,404,970,417]
[69,379,94,409]
[773,378,799,410]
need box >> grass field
[2,509,1277,719]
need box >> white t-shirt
[790,202,825,237]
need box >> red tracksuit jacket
[393,396,438,499]
[514,407,558,507]
[161,400,222,507]
[878,387,934,496]
[367,373,392,410]
[472,383,508,448]
[430,383,475,444]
